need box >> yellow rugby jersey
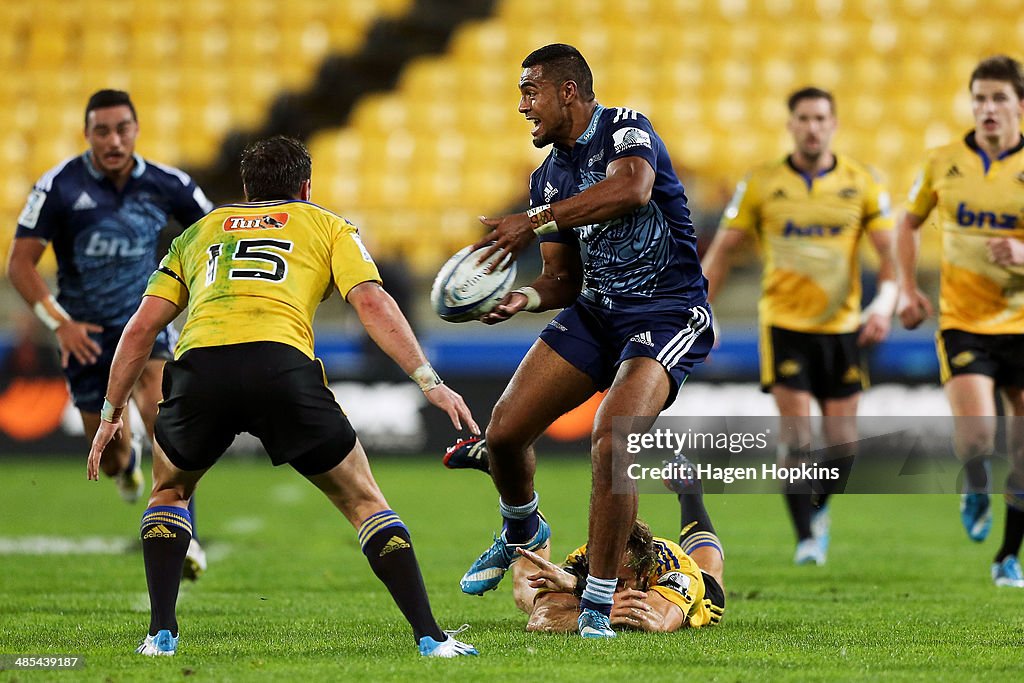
[562,537,721,628]
[145,200,381,359]
[720,155,893,334]
[906,133,1024,334]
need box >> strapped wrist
[33,295,71,331]
[862,280,899,322]
[100,397,125,423]
[512,286,542,312]
[410,363,443,392]
[526,204,558,235]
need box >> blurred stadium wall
[1,0,1021,451]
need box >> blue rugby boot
[578,608,616,639]
[992,555,1024,588]
[460,516,550,595]
[960,493,992,542]
[135,629,177,656]
[418,625,479,657]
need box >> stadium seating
[310,0,1024,271]
[2,0,1023,276]
[0,0,411,275]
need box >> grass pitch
[1,455,1022,682]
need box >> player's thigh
[595,356,671,440]
[999,386,1024,466]
[303,439,390,528]
[488,338,597,450]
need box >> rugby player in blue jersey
[454,44,714,638]
[7,90,212,578]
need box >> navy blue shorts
[63,324,178,412]
[538,302,714,408]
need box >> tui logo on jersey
[223,213,290,231]
[783,220,843,237]
[955,203,1018,229]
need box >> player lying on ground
[446,439,725,633]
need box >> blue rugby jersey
[15,152,213,326]
[532,105,707,313]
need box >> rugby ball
[430,245,517,322]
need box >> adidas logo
[629,331,654,347]
[543,181,559,202]
[143,524,177,539]
[946,165,962,178]
[771,188,787,200]
[72,191,97,211]
[379,535,411,557]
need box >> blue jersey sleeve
[15,182,65,241]
[170,176,213,227]
[604,108,659,171]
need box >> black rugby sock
[995,504,1024,564]
[140,506,192,635]
[358,510,444,642]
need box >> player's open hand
[896,287,933,330]
[473,214,536,268]
[857,312,891,347]
[517,548,577,593]
[986,237,1024,266]
[56,319,103,367]
[481,291,530,325]
[610,589,659,631]
[87,418,122,481]
[423,384,480,435]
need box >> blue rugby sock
[500,493,539,544]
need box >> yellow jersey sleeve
[719,172,760,233]
[145,239,189,309]
[330,219,381,298]
[906,156,937,219]
[863,167,894,233]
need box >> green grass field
[2,455,1022,682]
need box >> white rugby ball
[430,245,517,322]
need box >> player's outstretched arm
[986,237,1024,268]
[7,237,102,366]
[347,281,479,435]
[610,589,684,632]
[526,592,582,633]
[481,242,582,324]
[701,227,748,305]
[893,211,933,330]
[475,155,655,264]
[87,295,181,480]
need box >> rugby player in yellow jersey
[896,55,1024,588]
[513,519,724,633]
[702,87,896,566]
[86,136,481,656]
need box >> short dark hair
[522,43,595,101]
[787,86,836,115]
[85,89,137,127]
[970,55,1024,100]
[239,136,312,201]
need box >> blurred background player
[87,135,480,657]
[447,446,724,633]
[896,55,1024,588]
[701,87,896,566]
[6,89,211,579]
[455,43,714,639]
